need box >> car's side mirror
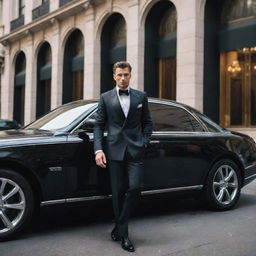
[78,131,89,142]
[81,118,96,132]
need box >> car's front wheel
[204,159,242,211]
[0,169,34,241]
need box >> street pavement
[1,180,256,256]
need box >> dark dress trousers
[94,88,153,237]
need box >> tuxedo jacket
[94,88,153,161]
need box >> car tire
[204,159,242,211]
[0,169,34,241]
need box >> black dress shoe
[121,237,135,252]
[111,228,120,242]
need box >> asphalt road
[1,180,256,256]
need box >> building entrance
[220,47,256,127]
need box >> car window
[39,106,88,130]
[88,111,97,121]
[75,110,108,132]
[149,103,204,132]
[26,102,97,131]
[193,111,223,132]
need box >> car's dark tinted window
[149,103,204,132]
[193,110,223,132]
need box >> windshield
[26,102,97,131]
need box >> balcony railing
[59,0,74,7]
[10,15,24,31]
[32,0,50,20]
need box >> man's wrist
[95,150,103,155]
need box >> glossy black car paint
[0,99,255,206]
[1,98,256,240]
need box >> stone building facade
[0,0,256,138]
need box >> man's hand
[95,151,107,168]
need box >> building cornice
[0,0,105,45]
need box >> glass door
[220,47,256,127]
[159,57,176,100]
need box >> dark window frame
[149,103,205,132]
[32,0,49,20]
[19,0,25,16]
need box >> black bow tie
[119,89,129,96]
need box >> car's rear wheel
[0,169,34,241]
[204,159,241,211]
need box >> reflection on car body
[0,119,21,131]
[0,98,256,240]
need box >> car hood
[0,129,55,147]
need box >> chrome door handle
[150,140,160,144]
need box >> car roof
[61,97,194,111]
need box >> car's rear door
[142,102,213,191]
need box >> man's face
[113,67,131,89]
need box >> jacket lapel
[110,88,126,121]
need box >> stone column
[2,0,11,34]
[176,0,204,111]
[84,5,100,98]
[50,20,63,109]
[25,0,33,24]
[126,0,144,91]
[1,44,13,119]
[50,0,59,12]
[24,34,36,124]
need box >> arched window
[101,13,126,92]
[159,7,177,34]
[204,0,256,127]
[36,42,51,118]
[220,46,256,127]
[219,0,256,127]
[63,29,84,104]
[14,51,26,125]
[110,17,126,47]
[145,1,177,100]
[221,0,256,23]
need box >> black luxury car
[0,98,256,240]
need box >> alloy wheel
[213,164,238,205]
[0,178,26,234]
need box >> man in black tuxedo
[94,61,153,252]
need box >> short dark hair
[113,61,132,73]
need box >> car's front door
[64,108,111,199]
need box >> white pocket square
[137,104,143,109]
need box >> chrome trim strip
[245,173,256,180]
[66,195,112,203]
[152,131,204,134]
[150,140,160,144]
[0,140,68,149]
[149,132,235,139]
[141,185,203,195]
[40,185,203,206]
[40,199,66,206]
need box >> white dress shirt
[116,86,130,117]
